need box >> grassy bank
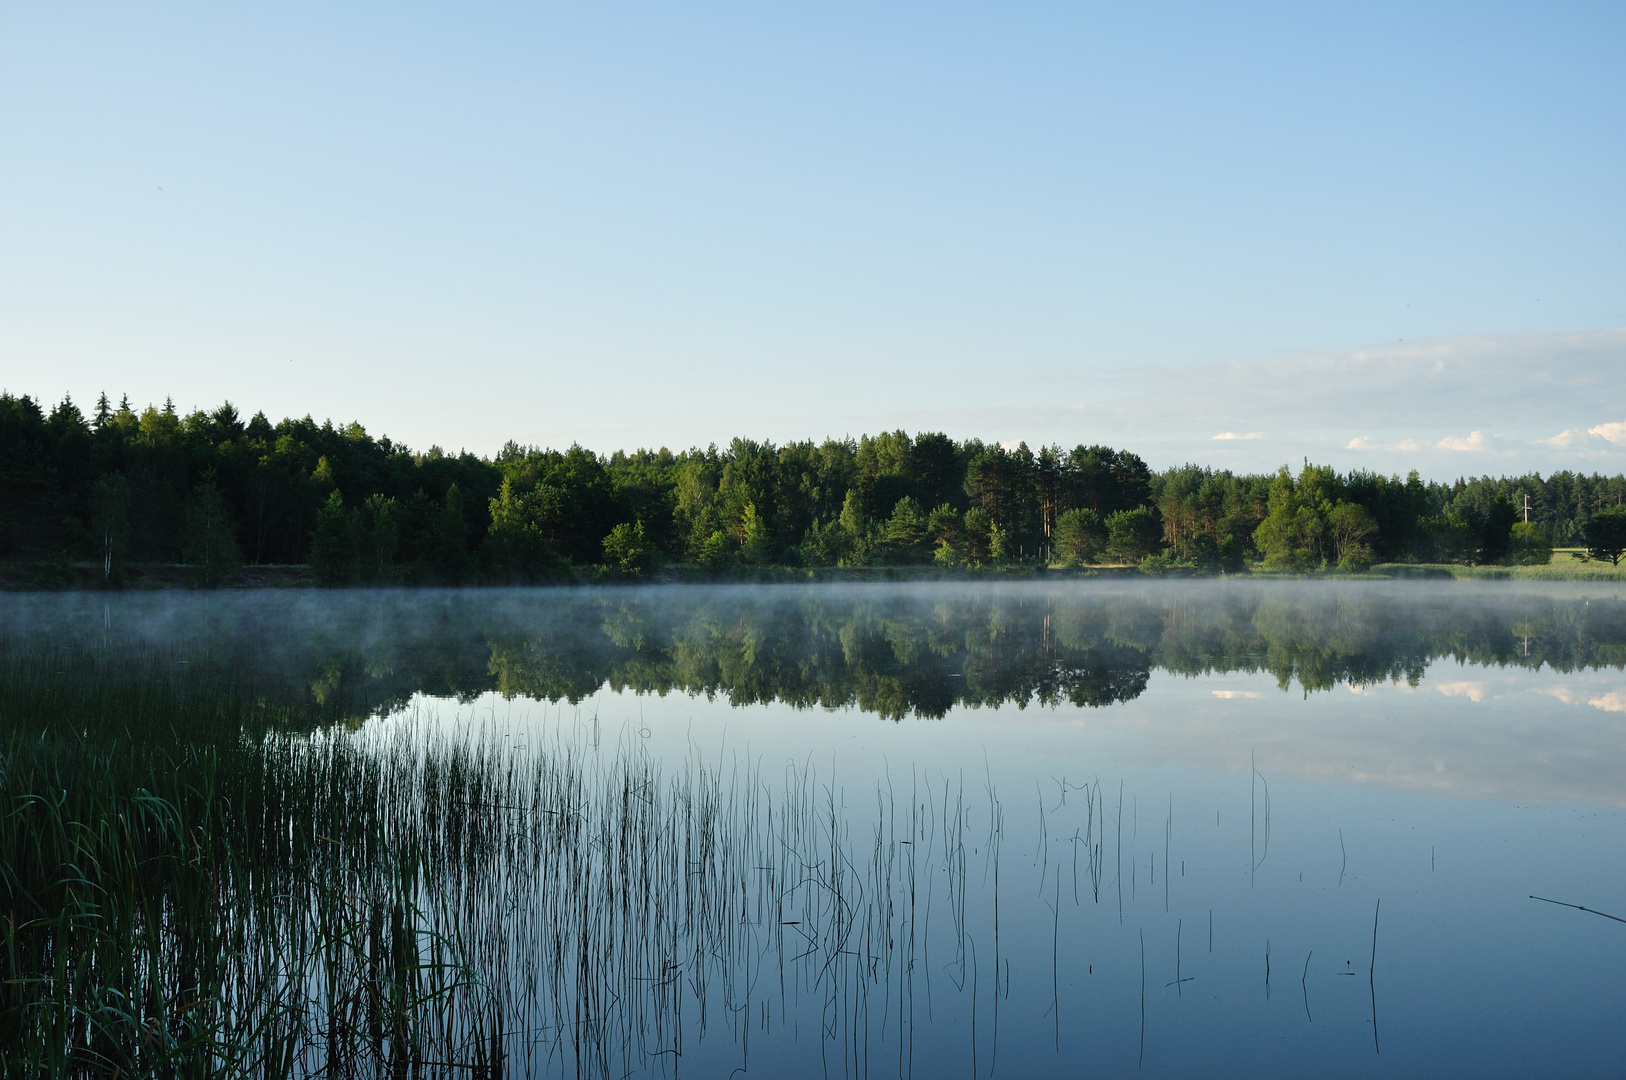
[0,560,320,591]
[0,558,1092,591]
[9,550,1624,593]
[1371,553,1626,582]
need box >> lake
[6,581,1626,1078]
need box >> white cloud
[1588,691,1626,714]
[1212,431,1264,440]
[1211,689,1262,699]
[1540,428,1596,449]
[1589,420,1626,445]
[1436,681,1489,702]
[1537,685,1585,705]
[1346,430,1517,454]
[1534,419,1626,458]
[1437,430,1505,452]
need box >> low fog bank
[4,578,1624,720]
[7,575,1626,644]
[7,579,1626,806]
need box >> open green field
[1372,551,1626,581]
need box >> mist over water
[8,580,1626,1076]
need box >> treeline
[3,391,1626,585]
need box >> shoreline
[5,559,1624,591]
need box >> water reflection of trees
[11,585,1626,723]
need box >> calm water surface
[12,581,1626,1078]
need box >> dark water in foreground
[10,581,1626,1077]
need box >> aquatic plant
[1,641,1006,1078]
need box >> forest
[3,391,1626,586]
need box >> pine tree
[180,479,243,587]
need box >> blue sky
[2,3,1623,476]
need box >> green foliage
[1152,464,1265,566]
[1250,463,1382,572]
[1417,513,1476,563]
[739,501,774,564]
[695,530,733,569]
[962,507,995,566]
[482,476,555,580]
[1478,494,1520,564]
[1052,507,1106,565]
[1581,506,1626,566]
[90,472,131,586]
[837,488,870,554]
[493,443,618,564]
[1137,551,1184,575]
[308,489,358,585]
[1327,501,1378,571]
[602,521,652,574]
[7,387,1626,582]
[988,521,1011,563]
[423,483,472,582]
[1252,466,1323,570]
[180,479,243,587]
[1105,507,1162,563]
[881,496,929,563]
[1509,521,1552,566]
[797,518,854,567]
[924,505,964,564]
[361,493,398,582]
[1438,474,1626,549]
[1341,469,1432,561]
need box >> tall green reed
[2,638,992,1079]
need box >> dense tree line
[3,391,1626,584]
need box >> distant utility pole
[1522,494,1532,523]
